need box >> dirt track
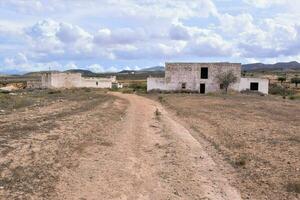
[56,93,241,200]
[1,91,243,199]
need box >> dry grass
[149,93,300,200]
[0,89,127,199]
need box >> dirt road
[57,93,241,200]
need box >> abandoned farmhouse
[147,62,269,94]
[27,72,121,89]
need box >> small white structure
[41,72,119,89]
[147,62,269,94]
[239,78,269,94]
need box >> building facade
[147,62,269,94]
[40,72,119,89]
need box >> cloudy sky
[0,0,300,74]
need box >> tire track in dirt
[57,93,242,199]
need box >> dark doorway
[181,83,186,90]
[200,83,206,94]
[220,84,224,90]
[201,67,208,79]
[250,82,259,91]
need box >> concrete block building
[41,72,119,89]
[147,62,269,94]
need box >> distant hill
[242,61,300,71]
[3,62,300,77]
[24,71,59,76]
[118,70,136,74]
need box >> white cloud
[86,64,104,72]
[94,27,146,45]
[186,34,234,57]
[65,62,78,69]
[218,13,256,35]
[56,22,92,43]
[4,53,28,66]
[107,66,118,72]
[2,0,300,73]
[244,0,286,8]
[169,24,191,40]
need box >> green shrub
[286,182,300,193]
[269,84,295,96]
[0,90,10,94]
[158,96,164,103]
[121,88,134,94]
[129,82,147,92]
[277,76,286,84]
[291,77,300,87]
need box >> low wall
[147,77,241,93]
[147,77,166,91]
[27,80,42,89]
[41,73,116,89]
[239,78,269,94]
[42,73,82,88]
[81,77,113,88]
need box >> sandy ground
[0,91,243,200]
[55,92,241,200]
[0,90,126,199]
[147,93,300,200]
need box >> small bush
[121,88,134,94]
[233,155,247,168]
[12,97,35,109]
[84,88,91,92]
[269,84,295,96]
[286,182,300,193]
[155,108,161,120]
[129,82,147,92]
[289,96,295,100]
[48,90,62,95]
[158,96,164,103]
[0,89,11,94]
[241,89,265,96]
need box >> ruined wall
[81,77,116,88]
[27,79,42,89]
[41,73,115,89]
[163,63,241,92]
[50,73,82,88]
[41,73,52,88]
[239,78,269,94]
[147,77,166,91]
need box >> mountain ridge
[1,61,300,75]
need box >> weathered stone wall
[41,73,52,88]
[162,62,241,92]
[42,73,82,88]
[147,77,166,91]
[239,77,269,94]
[27,79,42,89]
[81,77,116,88]
[41,72,115,89]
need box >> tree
[216,70,238,93]
[291,77,300,87]
[277,76,286,84]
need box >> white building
[41,72,120,89]
[147,63,269,94]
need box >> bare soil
[0,89,126,199]
[0,90,243,199]
[147,93,300,200]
